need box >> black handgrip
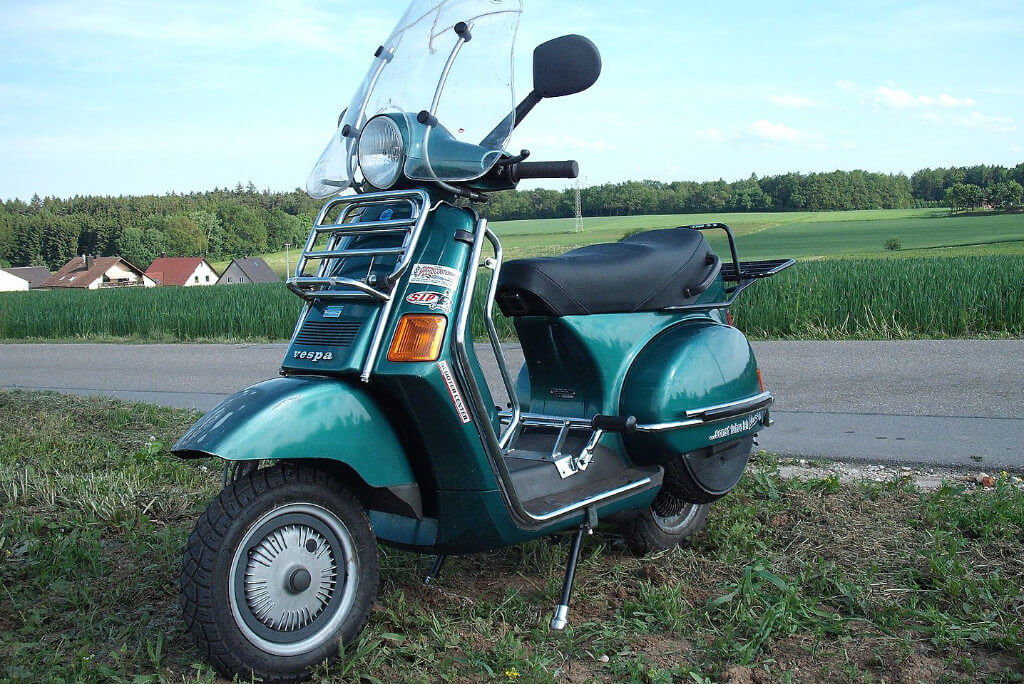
[591,414,637,434]
[511,160,579,181]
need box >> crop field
[3,256,1023,343]
[233,208,1024,277]
[1,390,1022,682]
[3,210,1023,343]
[0,283,296,342]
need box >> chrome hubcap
[243,524,338,632]
[228,503,360,657]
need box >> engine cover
[619,320,763,464]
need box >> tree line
[485,163,1024,221]
[0,183,323,271]
[2,165,1022,270]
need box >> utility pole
[573,177,585,233]
[284,243,291,278]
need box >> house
[145,257,219,286]
[218,257,280,284]
[44,256,156,289]
[0,268,29,292]
[2,266,51,289]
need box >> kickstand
[550,507,597,630]
[424,555,447,585]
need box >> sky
[1,0,1022,200]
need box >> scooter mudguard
[620,319,766,464]
[171,376,420,516]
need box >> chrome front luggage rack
[286,188,431,382]
[287,188,432,302]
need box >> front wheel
[181,463,378,683]
[619,489,709,556]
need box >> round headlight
[357,116,405,189]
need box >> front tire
[181,463,378,683]
[620,489,709,556]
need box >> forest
[1,164,1021,270]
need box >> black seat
[496,227,719,317]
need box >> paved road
[1,341,1021,470]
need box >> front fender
[172,376,420,514]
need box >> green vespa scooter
[172,0,793,680]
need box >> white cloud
[834,80,858,92]
[955,112,1017,133]
[696,128,723,142]
[748,120,804,143]
[840,141,857,150]
[768,94,825,108]
[937,93,975,107]
[871,86,975,109]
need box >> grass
[0,282,297,342]
[2,390,1023,682]
[3,209,1023,343]
[4,255,1023,344]
[732,255,1024,339]
[487,209,1024,262]
[219,209,1024,278]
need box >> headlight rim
[356,115,406,190]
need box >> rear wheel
[620,488,709,556]
[181,463,378,683]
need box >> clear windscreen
[307,0,522,199]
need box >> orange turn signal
[756,367,765,393]
[387,314,447,362]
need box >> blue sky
[1,0,1022,200]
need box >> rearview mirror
[532,35,602,99]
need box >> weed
[2,390,1022,682]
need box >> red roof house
[145,257,219,286]
[44,256,156,289]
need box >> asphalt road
[1,340,1021,470]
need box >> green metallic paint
[619,320,764,463]
[377,112,502,185]
[176,188,771,552]
[170,376,415,490]
[371,202,505,493]
[371,483,659,554]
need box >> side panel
[620,320,764,463]
[171,376,415,489]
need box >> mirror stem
[478,90,542,148]
[513,90,543,130]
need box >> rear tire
[620,488,709,556]
[180,463,378,683]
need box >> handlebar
[511,160,579,182]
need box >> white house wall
[184,262,219,286]
[0,270,29,292]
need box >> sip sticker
[323,305,344,318]
[409,263,461,290]
[437,360,472,424]
[406,289,453,314]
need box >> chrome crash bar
[452,219,652,529]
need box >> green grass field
[0,283,295,342]
[241,208,1024,278]
[6,209,1023,343]
[2,391,1022,682]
